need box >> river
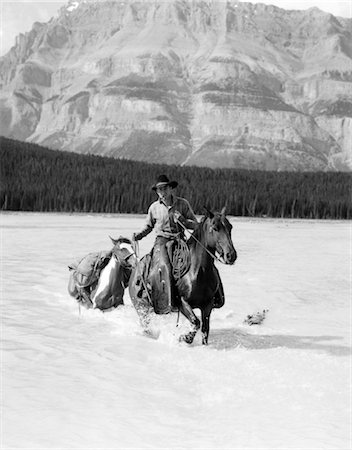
[1,212,350,449]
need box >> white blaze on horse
[129,207,237,344]
[68,237,136,311]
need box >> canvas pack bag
[69,251,112,289]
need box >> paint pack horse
[129,207,237,344]
[68,237,136,310]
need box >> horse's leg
[201,306,212,345]
[94,294,123,310]
[112,293,124,307]
[129,268,154,330]
[213,267,225,308]
[178,298,200,344]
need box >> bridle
[175,216,229,265]
[112,243,136,266]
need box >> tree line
[1,136,351,219]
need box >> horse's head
[91,236,136,310]
[109,236,137,268]
[203,207,237,265]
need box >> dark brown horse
[129,207,237,344]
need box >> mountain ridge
[1,0,351,171]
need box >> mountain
[1,0,351,171]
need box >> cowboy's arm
[175,200,198,230]
[133,206,155,241]
[133,226,153,241]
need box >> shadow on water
[209,328,351,356]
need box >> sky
[0,0,351,56]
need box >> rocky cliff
[1,0,351,171]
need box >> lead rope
[132,238,139,259]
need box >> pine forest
[1,137,351,219]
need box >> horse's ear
[220,206,227,217]
[110,235,131,246]
[109,235,119,245]
[203,206,214,218]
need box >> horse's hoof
[179,331,196,344]
[179,335,192,344]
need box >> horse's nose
[227,250,237,264]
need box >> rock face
[1,0,351,171]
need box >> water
[1,212,351,449]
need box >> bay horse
[68,237,136,311]
[129,207,237,344]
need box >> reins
[175,218,227,265]
[132,238,140,260]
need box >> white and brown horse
[68,237,136,311]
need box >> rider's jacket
[134,196,197,240]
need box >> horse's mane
[116,236,132,245]
[188,215,209,245]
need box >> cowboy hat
[152,174,178,191]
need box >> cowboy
[132,174,198,313]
